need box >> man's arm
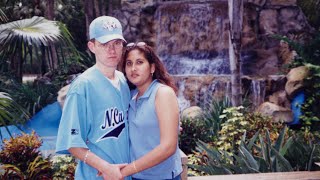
[69,147,126,180]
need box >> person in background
[120,42,182,180]
[56,16,131,180]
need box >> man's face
[88,39,124,68]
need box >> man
[56,16,130,180]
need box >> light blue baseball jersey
[128,80,182,179]
[56,65,131,180]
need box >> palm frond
[0,8,8,23]
[0,16,61,46]
[0,92,29,139]
[0,16,79,80]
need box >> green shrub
[217,106,247,153]
[51,155,77,179]
[179,98,231,154]
[285,129,320,171]
[0,73,58,116]
[179,117,211,154]
[190,126,320,175]
[190,127,293,174]
[202,97,231,141]
[278,33,320,131]
[217,106,284,153]
[300,63,320,130]
[0,92,29,129]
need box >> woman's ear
[87,41,95,54]
[151,63,155,74]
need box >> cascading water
[155,2,230,75]
[251,79,266,108]
[154,1,268,111]
[161,52,230,75]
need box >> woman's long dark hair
[121,44,178,93]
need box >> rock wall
[112,0,313,75]
[110,0,313,116]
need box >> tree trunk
[94,0,101,17]
[228,0,243,106]
[45,0,54,19]
[84,0,95,41]
[11,52,22,83]
[101,0,106,15]
[45,0,58,70]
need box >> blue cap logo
[89,16,126,44]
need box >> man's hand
[98,163,127,180]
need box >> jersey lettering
[97,107,125,142]
[101,107,124,129]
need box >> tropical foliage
[190,127,320,175]
[0,73,58,116]
[0,8,7,23]
[0,131,53,179]
[216,106,284,153]
[0,16,79,81]
[297,0,320,30]
[0,91,29,138]
[179,117,212,154]
[179,98,231,154]
[202,97,231,141]
[279,32,320,131]
[0,131,78,179]
[51,155,77,179]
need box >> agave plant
[190,127,297,175]
[0,15,79,82]
[202,96,231,139]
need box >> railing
[180,149,188,180]
[188,171,320,180]
[181,152,320,180]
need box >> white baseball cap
[89,16,126,43]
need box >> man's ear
[87,41,95,54]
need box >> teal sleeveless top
[128,80,182,179]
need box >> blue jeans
[132,174,181,180]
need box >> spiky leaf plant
[189,127,299,175]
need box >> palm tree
[0,15,79,82]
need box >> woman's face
[125,49,155,88]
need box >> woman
[120,42,182,179]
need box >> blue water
[0,101,62,151]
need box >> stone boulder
[257,102,293,123]
[267,90,291,109]
[279,40,297,65]
[181,106,203,120]
[285,66,309,99]
[268,0,297,6]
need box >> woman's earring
[151,72,154,77]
